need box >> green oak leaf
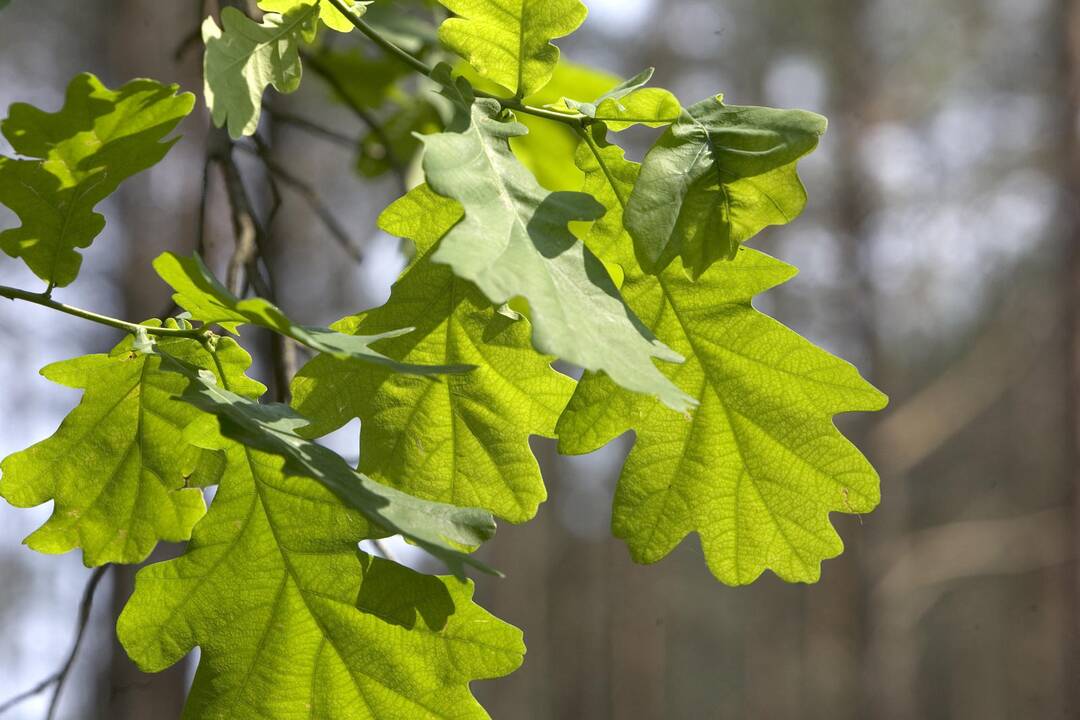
[154,252,467,375]
[550,67,681,131]
[118,432,523,718]
[0,74,193,287]
[558,128,887,585]
[0,323,263,566]
[160,349,499,576]
[292,185,575,523]
[625,96,827,279]
[258,0,369,33]
[436,0,588,97]
[419,77,694,412]
[202,4,319,139]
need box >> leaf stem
[0,284,208,340]
[578,126,630,209]
[323,0,585,128]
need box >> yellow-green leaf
[558,128,887,585]
[0,74,193,287]
[436,0,588,97]
[292,185,576,523]
[258,0,368,33]
[0,324,263,565]
[118,433,522,717]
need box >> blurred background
[0,0,1077,718]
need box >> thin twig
[46,566,110,720]
[301,49,408,193]
[213,132,273,299]
[197,154,214,257]
[263,103,356,148]
[173,26,202,62]
[0,566,110,719]
[0,285,208,340]
[236,140,364,263]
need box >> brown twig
[301,49,408,193]
[263,103,356,148]
[0,566,110,719]
[236,139,364,264]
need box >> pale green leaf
[258,0,369,33]
[0,324,263,565]
[161,350,500,576]
[154,252,468,375]
[625,96,827,279]
[419,78,694,413]
[558,128,887,585]
[292,185,576,523]
[551,67,682,131]
[0,74,193,287]
[202,4,319,139]
[436,0,588,97]
[117,434,523,718]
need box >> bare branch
[263,103,356,148]
[0,566,110,719]
[301,49,408,193]
[236,140,364,264]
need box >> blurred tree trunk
[1062,0,1080,715]
[808,2,892,719]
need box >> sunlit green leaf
[154,252,468,375]
[419,74,694,412]
[551,67,681,131]
[435,0,587,97]
[0,323,262,565]
[202,4,319,138]
[259,0,369,33]
[0,74,193,287]
[292,185,575,523]
[118,432,522,718]
[626,96,827,279]
[161,348,500,576]
[558,128,886,585]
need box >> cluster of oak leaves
[0,0,886,716]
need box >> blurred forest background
[0,0,1078,718]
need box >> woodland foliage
[0,0,885,716]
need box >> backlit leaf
[551,67,681,131]
[558,127,887,585]
[118,430,522,718]
[0,323,262,565]
[161,349,500,576]
[258,0,369,33]
[0,74,193,287]
[292,185,575,523]
[436,0,588,97]
[419,75,694,412]
[154,252,468,375]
